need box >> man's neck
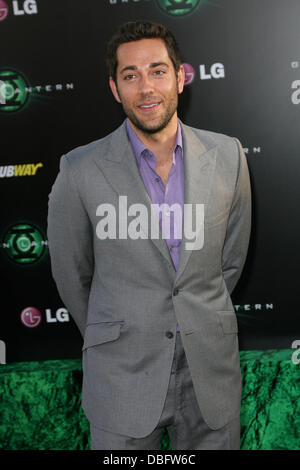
[128,114,178,164]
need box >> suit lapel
[175,122,217,282]
[93,122,174,268]
[92,120,217,278]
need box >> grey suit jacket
[47,120,251,437]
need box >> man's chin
[138,124,166,134]
[129,116,173,135]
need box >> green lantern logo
[156,0,201,16]
[0,69,30,112]
[1,223,48,264]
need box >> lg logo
[21,306,42,328]
[45,308,70,324]
[12,0,37,15]
[183,63,196,85]
[183,62,225,85]
[0,0,38,22]
[20,306,70,328]
[0,0,8,21]
[199,63,225,80]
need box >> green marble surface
[239,349,300,450]
[0,350,299,450]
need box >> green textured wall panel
[240,350,300,450]
[0,350,299,450]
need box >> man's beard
[123,95,178,135]
[116,83,179,135]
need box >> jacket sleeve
[47,155,94,337]
[221,138,252,295]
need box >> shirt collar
[126,118,183,168]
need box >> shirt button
[155,177,160,182]
[173,288,179,296]
[165,331,174,339]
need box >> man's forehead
[116,38,170,70]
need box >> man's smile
[137,101,162,113]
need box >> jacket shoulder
[182,123,244,171]
[184,124,237,150]
[63,124,123,170]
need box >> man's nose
[138,73,154,94]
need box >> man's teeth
[140,103,157,108]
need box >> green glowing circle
[156,0,201,16]
[0,69,30,112]
[1,223,48,264]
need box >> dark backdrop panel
[1,0,299,362]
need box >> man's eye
[154,70,165,75]
[124,74,135,80]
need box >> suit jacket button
[165,331,174,339]
[173,288,179,296]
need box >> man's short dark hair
[106,20,182,82]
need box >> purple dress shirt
[126,119,184,271]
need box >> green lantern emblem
[1,223,48,264]
[156,0,201,17]
[0,69,30,112]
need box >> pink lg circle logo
[182,63,195,86]
[0,0,9,22]
[21,307,42,328]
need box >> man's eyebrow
[120,65,137,74]
[120,62,169,74]
[149,62,169,68]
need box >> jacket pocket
[216,311,238,335]
[82,321,124,350]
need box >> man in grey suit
[47,20,251,450]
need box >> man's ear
[109,77,121,103]
[177,64,185,95]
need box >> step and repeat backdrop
[1,0,299,363]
